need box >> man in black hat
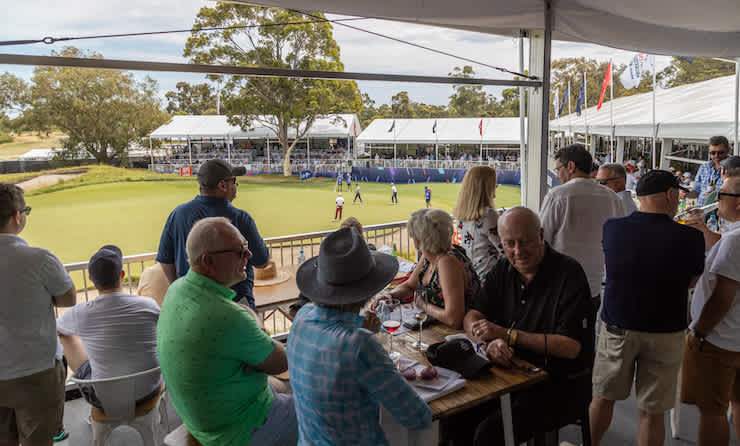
[286,227,432,445]
[156,159,269,310]
[456,206,593,445]
[590,170,705,446]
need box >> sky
[1,0,674,108]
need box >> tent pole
[149,137,153,167]
[227,136,231,164]
[307,136,310,165]
[267,137,270,171]
[652,57,657,169]
[187,137,192,165]
[519,33,527,206]
[735,58,739,155]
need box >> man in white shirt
[681,176,740,446]
[333,193,345,221]
[0,183,76,446]
[57,245,161,409]
[391,183,399,204]
[540,144,624,325]
[597,163,638,215]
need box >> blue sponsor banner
[351,167,522,186]
[300,170,312,181]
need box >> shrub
[0,133,13,144]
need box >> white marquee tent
[357,118,526,146]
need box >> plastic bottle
[707,215,719,232]
[391,243,399,258]
[297,248,306,265]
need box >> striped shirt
[692,160,723,206]
[287,304,431,446]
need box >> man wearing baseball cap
[57,245,162,411]
[157,159,269,310]
[590,170,705,446]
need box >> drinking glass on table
[380,298,401,362]
[410,289,429,351]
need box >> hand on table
[470,319,501,342]
[485,339,513,368]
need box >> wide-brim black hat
[296,227,399,305]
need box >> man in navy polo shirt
[590,170,705,446]
[157,159,269,310]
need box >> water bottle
[707,215,719,232]
[678,199,687,213]
[297,249,306,265]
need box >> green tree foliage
[28,47,169,165]
[658,57,735,88]
[0,72,30,115]
[184,4,362,175]
[447,66,495,117]
[165,81,218,115]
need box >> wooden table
[391,324,548,446]
[252,265,300,312]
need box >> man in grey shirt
[597,163,638,215]
[57,245,161,407]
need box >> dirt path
[16,172,84,191]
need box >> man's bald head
[498,207,546,279]
[499,206,542,237]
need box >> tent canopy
[235,0,740,58]
[551,75,740,140]
[149,114,361,140]
[357,117,526,145]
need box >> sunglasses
[718,191,740,199]
[597,177,620,185]
[220,177,238,186]
[19,206,31,216]
[209,244,250,259]
[710,150,728,156]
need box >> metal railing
[356,159,521,170]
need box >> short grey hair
[599,163,626,178]
[186,216,234,268]
[407,208,453,255]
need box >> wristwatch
[689,328,706,350]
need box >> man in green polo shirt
[157,217,297,446]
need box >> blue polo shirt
[601,211,705,333]
[156,195,269,309]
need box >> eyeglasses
[208,244,250,259]
[718,191,740,199]
[19,206,31,216]
[710,150,728,156]
[597,177,620,185]
[221,177,238,186]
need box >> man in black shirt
[461,206,593,445]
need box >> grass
[0,132,65,160]
[19,169,521,265]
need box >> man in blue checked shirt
[287,227,432,445]
[683,136,731,205]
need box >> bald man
[457,207,593,445]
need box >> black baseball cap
[425,338,491,379]
[636,169,689,196]
[197,160,246,188]
[88,245,123,286]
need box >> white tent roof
[357,118,525,145]
[149,114,361,139]
[18,148,60,160]
[237,0,740,58]
[550,75,740,140]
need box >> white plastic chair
[70,366,169,446]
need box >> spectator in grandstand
[597,163,638,215]
[391,183,398,204]
[680,175,740,446]
[136,263,169,307]
[287,227,431,445]
[156,159,269,311]
[0,183,76,446]
[452,165,504,281]
[424,186,432,208]
[540,144,623,327]
[57,245,162,412]
[590,170,704,446]
[158,217,297,446]
[386,209,480,329]
[334,193,344,222]
[353,183,362,204]
[683,136,731,205]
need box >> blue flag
[432,120,437,134]
[576,75,585,116]
[388,120,396,132]
[557,82,569,117]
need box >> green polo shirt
[157,270,275,446]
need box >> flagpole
[393,121,397,164]
[567,79,572,144]
[652,56,657,169]
[584,72,589,152]
[479,119,484,165]
[609,59,614,162]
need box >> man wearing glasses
[0,183,76,446]
[596,163,638,215]
[683,136,731,205]
[157,159,269,310]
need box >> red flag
[597,61,612,110]
[353,120,358,137]
[478,119,483,136]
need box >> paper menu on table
[398,358,466,403]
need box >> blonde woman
[388,209,479,329]
[452,165,503,280]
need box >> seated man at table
[157,217,297,446]
[287,227,432,445]
[460,206,593,445]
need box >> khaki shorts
[0,360,66,444]
[592,324,685,413]
[681,337,740,416]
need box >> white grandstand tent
[358,118,526,145]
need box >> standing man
[540,144,623,323]
[0,183,76,446]
[157,159,269,311]
[683,136,731,205]
[353,183,362,204]
[596,163,638,215]
[335,172,342,192]
[424,186,432,208]
[334,193,344,222]
[681,176,740,446]
[157,217,297,446]
[345,172,352,192]
[391,183,398,204]
[590,170,705,446]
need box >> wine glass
[410,289,429,351]
[380,298,401,362]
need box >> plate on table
[408,365,460,391]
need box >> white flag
[619,53,655,89]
